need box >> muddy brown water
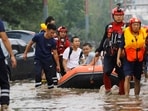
[9,79,148,111]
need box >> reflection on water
[9,79,148,111]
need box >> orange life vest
[124,27,146,62]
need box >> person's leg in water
[133,61,143,95]
[103,55,115,94]
[34,59,42,87]
[123,59,134,96]
[42,59,55,89]
[41,70,47,84]
[0,60,10,111]
[115,65,125,95]
[124,75,131,96]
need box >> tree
[0,0,43,31]
[0,0,112,44]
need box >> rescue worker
[117,17,146,95]
[95,4,126,95]
[56,26,70,76]
[0,20,17,111]
[23,24,60,89]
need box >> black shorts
[123,59,143,80]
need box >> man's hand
[117,58,121,67]
[95,52,100,57]
[23,53,27,60]
[56,65,60,72]
[11,56,17,68]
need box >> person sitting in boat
[63,36,82,72]
[56,26,70,76]
[81,42,102,65]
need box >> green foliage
[0,0,42,31]
[0,0,113,44]
[89,0,111,42]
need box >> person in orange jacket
[117,17,146,95]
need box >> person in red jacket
[95,4,127,95]
[56,26,70,76]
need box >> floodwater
[9,78,148,111]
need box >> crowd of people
[1,4,148,111]
[20,6,148,94]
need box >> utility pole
[43,0,48,21]
[110,0,113,21]
[85,0,89,41]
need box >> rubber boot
[103,73,111,92]
[118,79,125,95]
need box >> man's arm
[117,34,125,67]
[23,40,34,60]
[52,49,60,72]
[0,32,14,57]
[0,32,17,68]
[63,58,68,72]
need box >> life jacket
[56,37,70,56]
[103,22,127,56]
[124,27,146,62]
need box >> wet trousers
[0,59,10,105]
[59,56,65,76]
[34,59,56,87]
[103,55,125,94]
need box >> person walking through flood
[39,16,57,84]
[117,17,147,96]
[95,4,127,95]
[23,24,60,89]
[0,20,17,111]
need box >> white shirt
[63,47,82,69]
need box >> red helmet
[129,17,141,25]
[112,7,124,15]
[57,26,67,33]
[129,17,141,32]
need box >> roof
[6,30,36,35]
[0,38,27,57]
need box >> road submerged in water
[9,78,148,111]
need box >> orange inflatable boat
[57,65,119,89]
